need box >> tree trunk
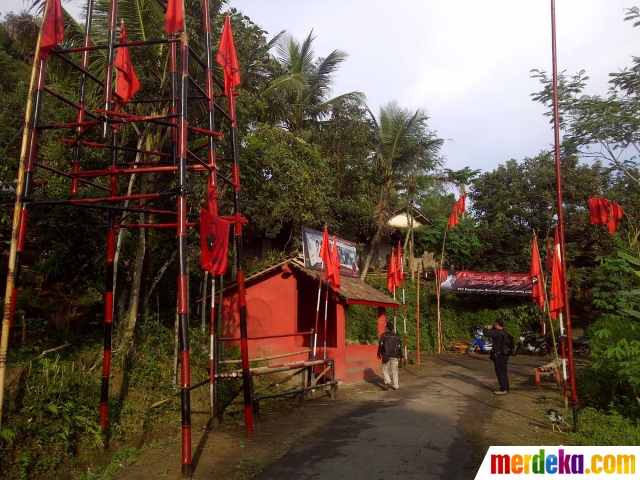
[360,183,391,280]
[143,249,177,309]
[140,127,161,308]
[113,125,150,317]
[122,215,147,354]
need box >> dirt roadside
[114,353,577,479]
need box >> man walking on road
[378,321,403,390]
[484,318,510,394]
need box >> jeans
[382,358,399,389]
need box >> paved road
[255,355,505,480]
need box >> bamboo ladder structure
[0,2,251,478]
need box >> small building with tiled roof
[219,256,398,383]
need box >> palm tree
[263,30,364,132]
[360,101,443,279]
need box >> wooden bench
[534,362,562,390]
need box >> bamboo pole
[436,224,450,353]
[550,0,578,430]
[221,17,254,437]
[71,0,95,195]
[177,29,194,478]
[0,0,50,429]
[214,275,223,425]
[219,350,311,365]
[399,242,407,361]
[416,267,421,365]
[323,268,330,360]
[209,277,215,420]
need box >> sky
[3,0,638,173]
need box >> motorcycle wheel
[538,343,550,356]
[467,344,475,355]
[514,342,523,356]
[578,345,590,357]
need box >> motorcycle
[556,337,591,357]
[516,330,553,356]
[468,326,493,355]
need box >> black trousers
[493,354,510,391]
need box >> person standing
[377,321,403,390]
[484,319,510,395]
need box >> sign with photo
[302,226,359,277]
[437,270,532,295]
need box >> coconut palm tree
[263,30,364,132]
[360,101,443,279]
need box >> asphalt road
[254,354,512,480]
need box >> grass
[76,440,171,479]
[572,408,640,446]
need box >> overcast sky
[3,0,638,173]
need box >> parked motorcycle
[556,337,591,357]
[516,330,553,356]
[468,326,493,355]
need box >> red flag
[549,244,564,320]
[588,198,609,225]
[114,24,141,103]
[200,208,230,274]
[607,201,625,234]
[387,249,397,293]
[530,236,545,310]
[545,238,553,271]
[319,225,332,271]
[217,15,241,96]
[456,193,467,214]
[165,0,184,34]
[326,236,341,290]
[448,194,466,228]
[40,0,65,59]
[395,242,403,288]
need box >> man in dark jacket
[377,321,403,390]
[484,318,510,395]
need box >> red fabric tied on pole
[387,249,397,293]
[588,197,609,225]
[530,236,545,310]
[114,24,141,103]
[200,208,229,275]
[545,238,553,271]
[395,242,403,288]
[448,194,466,228]
[217,15,241,96]
[164,0,184,34]
[549,244,564,320]
[607,201,625,234]
[206,179,217,214]
[455,193,467,214]
[40,0,65,59]
[327,236,341,290]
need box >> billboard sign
[302,226,359,277]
